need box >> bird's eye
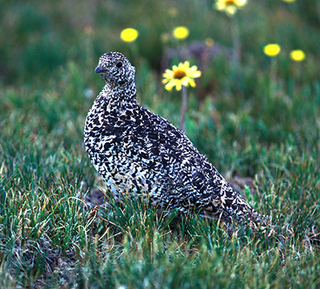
[116,61,122,68]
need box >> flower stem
[180,85,187,131]
[231,14,241,69]
[269,57,277,98]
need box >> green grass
[1,0,320,288]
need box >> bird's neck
[99,81,138,113]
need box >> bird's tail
[213,188,273,236]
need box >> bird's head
[95,52,135,85]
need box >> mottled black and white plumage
[84,52,261,227]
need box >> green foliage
[0,0,320,287]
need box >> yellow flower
[160,33,171,43]
[263,43,281,57]
[168,7,178,17]
[290,50,305,62]
[172,26,189,40]
[120,28,139,43]
[162,61,201,91]
[205,38,215,47]
[282,0,295,2]
[214,0,248,16]
[84,25,93,35]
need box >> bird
[84,52,262,228]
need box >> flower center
[173,69,187,79]
[225,0,236,6]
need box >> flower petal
[176,81,182,91]
[188,79,196,87]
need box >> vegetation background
[0,0,320,287]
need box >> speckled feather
[84,52,261,227]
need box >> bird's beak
[94,66,106,74]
